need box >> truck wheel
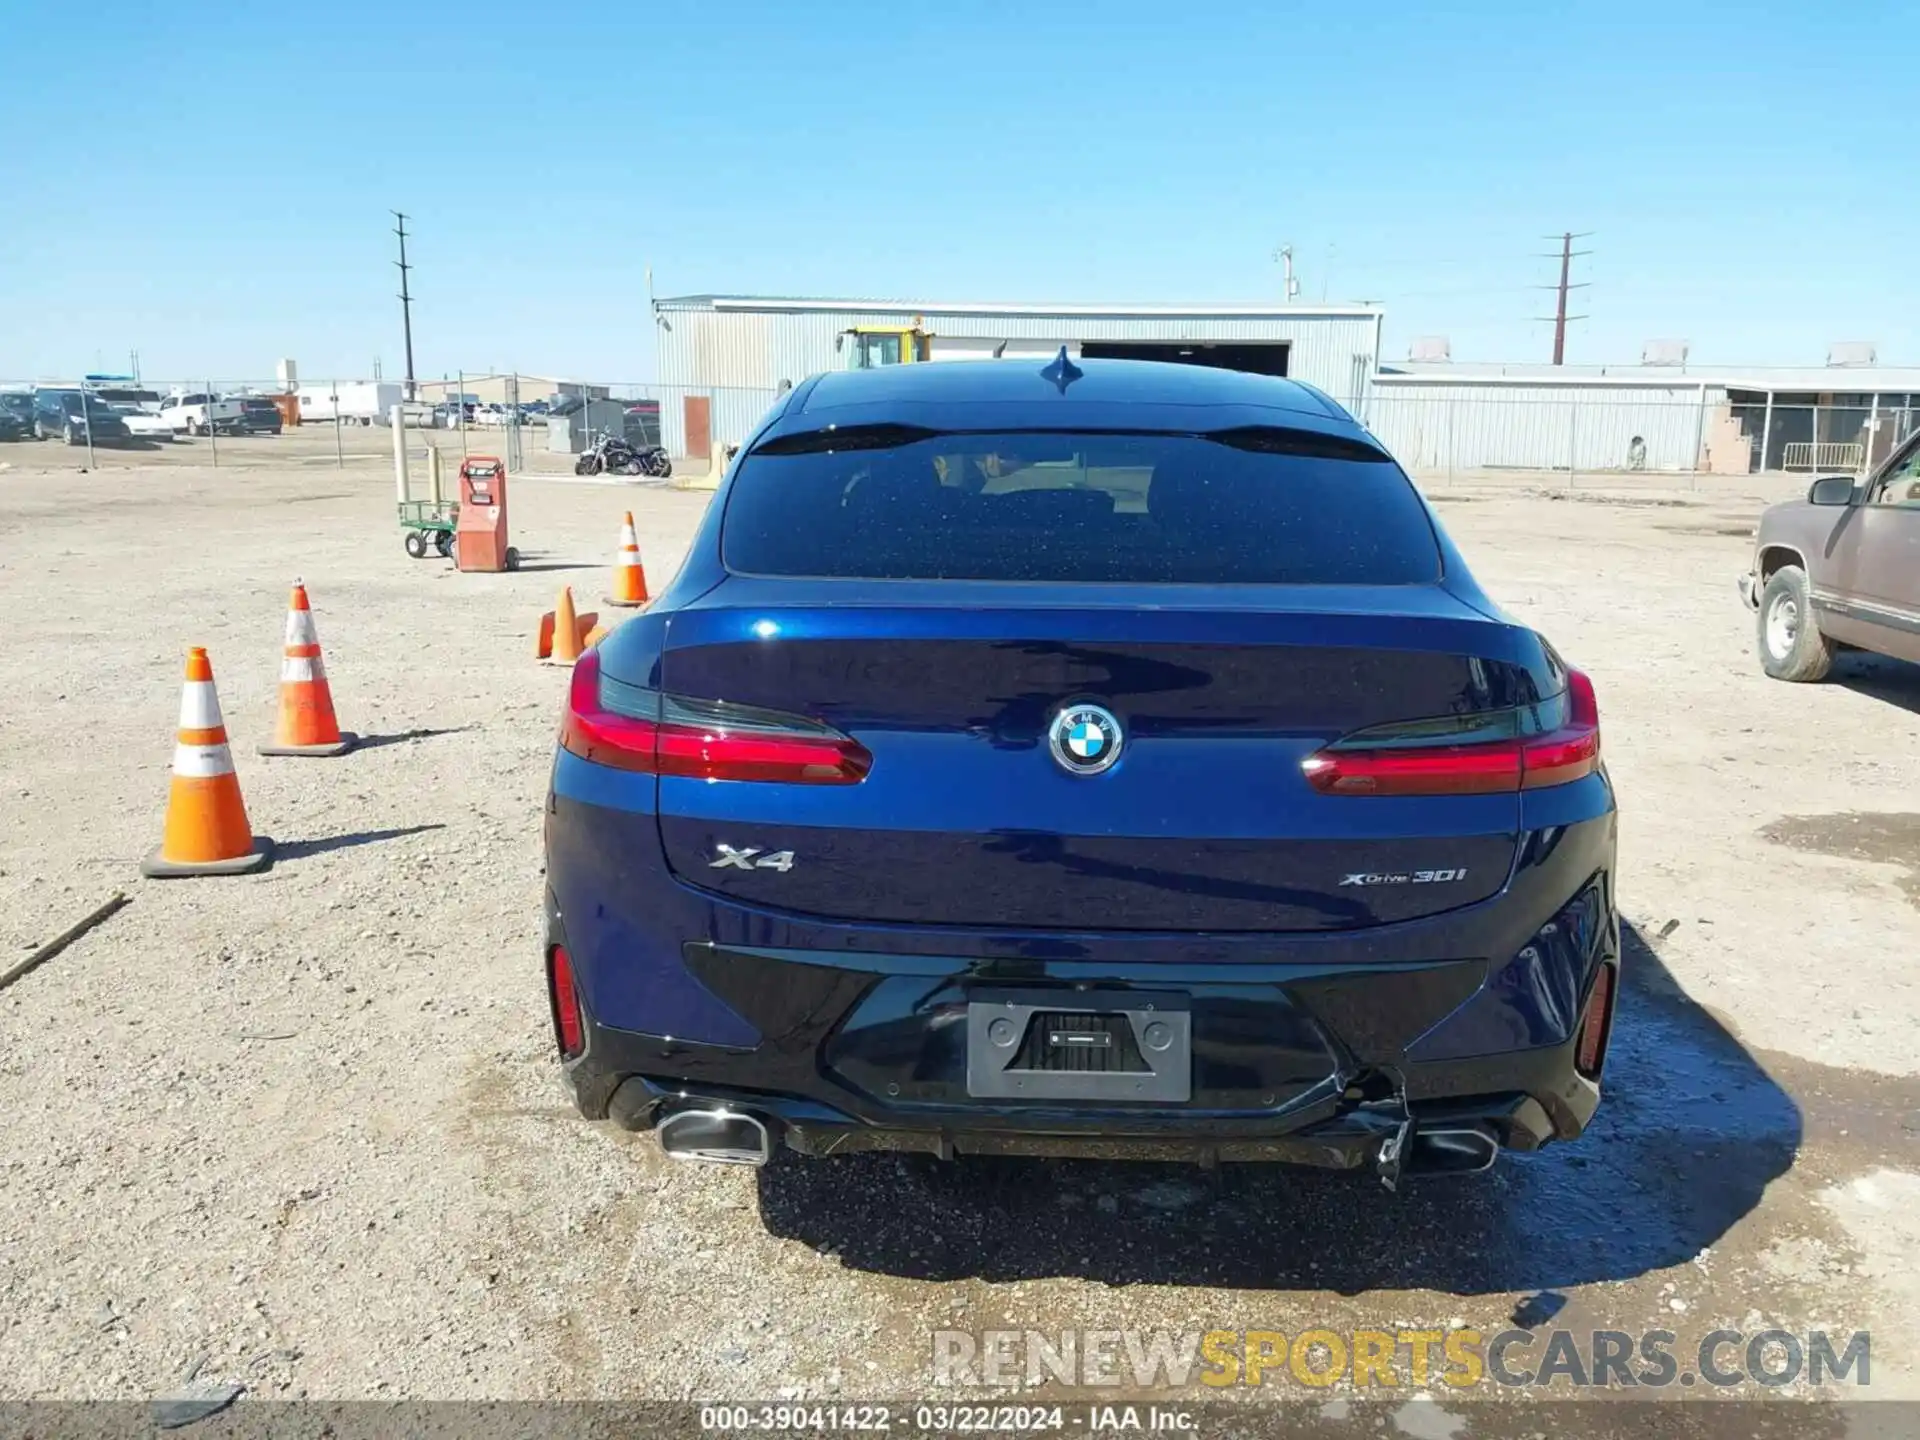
[404,531,428,559]
[435,530,455,557]
[1758,565,1834,682]
[504,547,521,571]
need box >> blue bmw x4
[543,357,1618,1188]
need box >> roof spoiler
[748,422,1390,464]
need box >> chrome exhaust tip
[657,1107,773,1167]
[1404,1125,1500,1176]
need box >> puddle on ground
[1655,522,1757,537]
[1765,1049,1920,1159]
[1521,491,1694,508]
[1760,812,1920,908]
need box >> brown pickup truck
[1741,430,1920,680]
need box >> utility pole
[1273,244,1301,302]
[393,211,417,400]
[1535,231,1592,365]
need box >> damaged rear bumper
[548,920,1613,1176]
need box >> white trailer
[297,382,404,426]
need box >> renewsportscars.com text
[932,1328,1870,1390]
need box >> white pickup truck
[160,391,246,436]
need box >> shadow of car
[753,921,1798,1295]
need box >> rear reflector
[1575,961,1614,1076]
[1303,667,1600,797]
[550,945,584,1059]
[561,649,871,784]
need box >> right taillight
[1302,668,1600,797]
[560,648,872,784]
[1575,961,1615,1076]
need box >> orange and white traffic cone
[605,512,650,608]
[537,586,598,665]
[141,648,273,878]
[259,580,356,757]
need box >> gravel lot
[2,445,1918,1416]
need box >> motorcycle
[574,433,674,479]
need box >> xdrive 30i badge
[1339,868,1470,887]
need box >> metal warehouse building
[649,294,1919,478]
[653,294,1383,454]
[1366,361,1920,477]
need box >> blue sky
[4,0,1915,382]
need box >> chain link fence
[0,374,783,476]
[8,374,1915,491]
[1362,388,1920,488]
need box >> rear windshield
[723,430,1440,584]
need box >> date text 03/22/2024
[699,1405,1195,1433]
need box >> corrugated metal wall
[656,301,1381,430]
[1365,381,1723,475]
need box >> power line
[1533,231,1593,365]
[393,211,417,401]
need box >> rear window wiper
[751,423,941,457]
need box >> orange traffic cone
[259,580,357,757]
[141,648,273,878]
[605,512,650,608]
[537,586,599,665]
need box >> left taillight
[1302,668,1600,797]
[549,944,584,1060]
[560,648,871,784]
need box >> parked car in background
[34,389,133,445]
[238,397,284,435]
[113,405,177,440]
[160,391,246,436]
[1742,430,1920,678]
[0,391,34,441]
[88,386,163,412]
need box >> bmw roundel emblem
[1048,702,1124,777]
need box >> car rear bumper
[552,946,1604,1170]
[543,771,1619,1170]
